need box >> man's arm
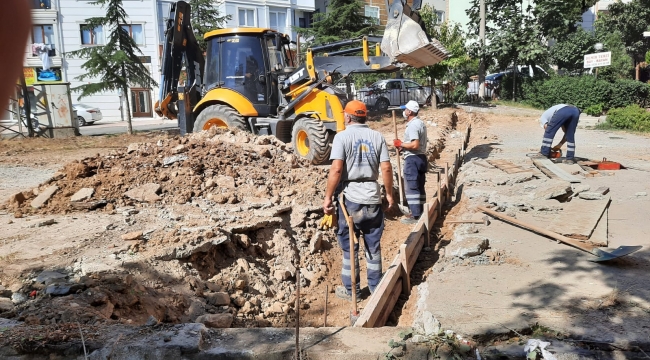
[400,139,420,151]
[323,159,344,214]
[380,161,395,208]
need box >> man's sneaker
[400,216,419,225]
[335,286,361,302]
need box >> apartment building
[25,0,161,121]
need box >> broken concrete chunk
[578,192,604,200]
[172,144,187,154]
[45,284,73,296]
[30,185,59,209]
[636,192,647,197]
[70,187,95,202]
[121,231,143,241]
[36,271,67,284]
[309,231,323,254]
[29,218,57,228]
[126,143,139,154]
[448,236,490,259]
[163,154,188,166]
[413,311,441,337]
[531,181,571,200]
[274,270,292,281]
[196,313,233,328]
[571,183,590,196]
[205,292,230,306]
[124,183,161,203]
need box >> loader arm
[155,1,205,120]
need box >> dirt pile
[1,128,341,329]
[2,127,323,215]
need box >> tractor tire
[375,97,390,112]
[193,104,248,132]
[292,117,331,165]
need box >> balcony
[31,0,52,9]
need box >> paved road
[79,118,179,136]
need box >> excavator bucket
[381,0,449,68]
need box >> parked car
[73,104,103,126]
[482,65,549,98]
[358,79,444,112]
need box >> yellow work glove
[319,213,337,229]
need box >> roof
[204,28,278,39]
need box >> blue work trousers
[337,198,384,294]
[541,106,580,159]
[404,154,428,218]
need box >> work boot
[335,286,361,303]
[400,216,419,225]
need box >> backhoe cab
[155,0,448,164]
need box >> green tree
[532,0,598,39]
[597,0,650,61]
[467,0,548,72]
[68,0,157,134]
[295,0,377,46]
[550,28,596,74]
[188,0,230,52]
[594,30,635,82]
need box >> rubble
[30,185,59,209]
[124,183,162,203]
[70,187,95,202]
[196,313,233,328]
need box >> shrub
[605,104,650,131]
[512,76,650,111]
[584,103,604,116]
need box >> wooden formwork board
[354,125,469,328]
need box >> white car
[358,79,444,112]
[73,104,103,126]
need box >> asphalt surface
[79,118,179,136]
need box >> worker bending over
[538,104,580,163]
[394,100,428,225]
[322,100,395,301]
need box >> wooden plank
[375,278,403,327]
[532,158,582,183]
[354,256,402,327]
[399,244,410,295]
[589,208,608,247]
[487,159,532,174]
[546,197,610,240]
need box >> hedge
[604,104,650,131]
[497,75,650,111]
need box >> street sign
[584,51,611,68]
[644,31,650,37]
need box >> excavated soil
[0,107,477,337]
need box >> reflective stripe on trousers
[337,198,384,294]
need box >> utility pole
[478,0,486,101]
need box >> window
[404,81,421,89]
[238,9,256,27]
[388,81,402,89]
[80,25,104,45]
[31,0,51,9]
[121,24,144,45]
[435,10,445,24]
[365,6,380,25]
[32,25,56,56]
[269,11,287,32]
[298,18,306,28]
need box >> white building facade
[24,0,162,121]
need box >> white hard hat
[401,100,419,113]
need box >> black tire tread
[193,104,248,132]
[292,117,331,165]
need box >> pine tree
[67,0,157,135]
[296,0,378,47]
[189,0,231,52]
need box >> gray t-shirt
[402,117,427,158]
[539,104,569,128]
[330,124,391,204]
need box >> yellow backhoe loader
[155,0,448,164]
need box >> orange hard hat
[344,100,367,117]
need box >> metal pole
[478,0,486,101]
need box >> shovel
[338,193,360,325]
[478,206,642,262]
[391,109,411,215]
